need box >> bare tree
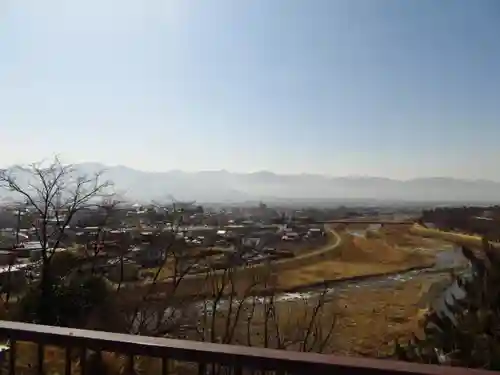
[192,265,336,352]
[121,215,338,352]
[0,164,340,374]
[125,199,200,335]
[0,157,112,324]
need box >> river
[136,230,471,331]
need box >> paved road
[319,220,413,225]
[289,225,341,262]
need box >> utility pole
[15,208,21,247]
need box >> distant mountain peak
[2,163,500,203]
[250,170,276,176]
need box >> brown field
[330,276,437,357]
[123,224,451,302]
[409,224,499,248]
[275,225,442,291]
[141,229,335,283]
[5,224,459,374]
[378,225,452,249]
[7,276,441,375]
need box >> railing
[0,320,493,375]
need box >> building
[13,241,43,259]
[282,232,300,241]
[133,244,164,267]
[307,228,324,237]
[0,263,29,292]
[0,251,15,265]
[107,261,139,282]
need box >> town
[0,201,331,292]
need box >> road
[290,225,342,261]
[317,220,413,225]
[116,225,343,305]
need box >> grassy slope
[409,224,500,248]
[276,226,437,291]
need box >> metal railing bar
[161,357,169,375]
[37,343,44,375]
[79,347,86,375]
[198,362,206,375]
[0,321,493,375]
[127,354,134,375]
[64,347,71,375]
[8,339,16,375]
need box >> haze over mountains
[64,163,500,204]
[2,162,500,204]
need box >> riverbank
[410,224,500,248]
[330,275,442,356]
[191,268,460,358]
[275,225,439,291]
[279,263,467,294]
[117,224,457,304]
[116,226,343,303]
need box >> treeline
[421,206,500,241]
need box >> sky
[0,0,499,180]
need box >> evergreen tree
[396,240,500,369]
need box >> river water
[136,230,471,331]
[184,245,470,323]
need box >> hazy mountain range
[3,162,500,204]
[68,163,500,204]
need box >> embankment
[118,225,440,305]
[117,227,343,304]
[274,228,437,291]
[410,224,500,248]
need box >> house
[14,241,42,259]
[185,226,217,238]
[107,230,131,243]
[242,237,261,249]
[75,227,104,245]
[84,240,123,256]
[242,231,280,250]
[133,244,164,267]
[0,230,28,248]
[0,263,29,292]
[307,228,324,237]
[0,251,15,265]
[107,261,139,282]
[282,232,300,241]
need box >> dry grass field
[409,224,499,248]
[122,224,452,302]
[6,275,442,375]
[330,276,436,357]
[4,224,460,374]
[275,225,442,291]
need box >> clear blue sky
[1,0,499,180]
